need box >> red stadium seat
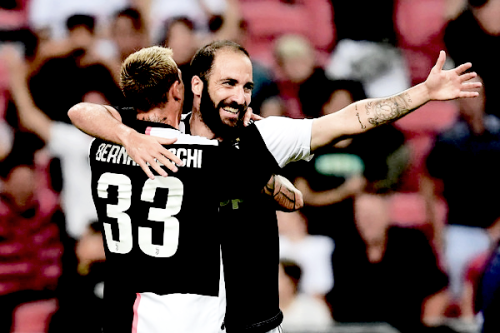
[239,0,335,68]
[394,0,448,84]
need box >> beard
[199,82,248,140]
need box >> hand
[425,51,482,101]
[243,107,264,126]
[264,175,304,212]
[122,131,184,179]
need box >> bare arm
[3,46,52,142]
[68,102,183,179]
[311,51,482,152]
[262,175,304,212]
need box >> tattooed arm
[262,175,304,212]
[310,51,482,152]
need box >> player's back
[89,119,276,333]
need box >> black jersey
[182,113,314,333]
[220,195,282,333]
[89,118,279,333]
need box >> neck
[190,108,216,139]
[137,107,180,129]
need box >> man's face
[199,50,253,138]
[113,16,146,58]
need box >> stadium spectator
[327,193,449,333]
[0,140,65,333]
[278,210,334,299]
[105,7,149,83]
[148,0,230,46]
[28,0,128,41]
[273,34,334,119]
[2,45,100,239]
[48,221,106,333]
[444,0,500,117]
[26,14,122,125]
[238,0,334,68]
[279,259,333,332]
[325,0,411,98]
[425,75,500,316]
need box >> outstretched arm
[262,175,304,212]
[68,103,183,179]
[310,51,482,151]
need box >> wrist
[116,123,136,146]
[420,81,433,101]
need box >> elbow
[67,102,87,126]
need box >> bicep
[103,105,122,122]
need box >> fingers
[458,71,477,82]
[459,91,480,98]
[454,62,473,75]
[462,81,482,90]
[148,160,169,178]
[434,50,446,71]
[250,113,264,121]
[159,147,183,166]
[155,154,179,173]
[154,137,184,166]
[243,107,253,126]
[138,161,156,180]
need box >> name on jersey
[95,143,203,168]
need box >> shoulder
[147,127,218,147]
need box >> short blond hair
[120,46,180,111]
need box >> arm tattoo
[366,92,412,126]
[356,112,366,129]
[365,102,372,115]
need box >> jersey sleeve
[254,116,314,167]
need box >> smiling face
[199,49,254,138]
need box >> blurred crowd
[1,0,500,332]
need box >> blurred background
[1,0,500,332]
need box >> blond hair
[120,46,180,111]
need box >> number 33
[97,172,184,257]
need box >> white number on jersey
[97,172,184,257]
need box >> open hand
[425,51,482,101]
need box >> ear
[171,80,183,101]
[191,75,203,97]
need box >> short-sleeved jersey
[89,118,280,333]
